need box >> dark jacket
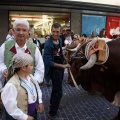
[33,39,42,53]
[43,36,63,82]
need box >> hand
[27,116,34,120]
[62,64,70,69]
[37,103,44,113]
[2,69,8,80]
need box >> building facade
[0,0,120,45]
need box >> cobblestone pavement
[0,73,119,120]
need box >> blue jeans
[49,69,64,116]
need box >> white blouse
[64,39,72,45]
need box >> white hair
[13,19,29,30]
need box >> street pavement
[0,72,119,120]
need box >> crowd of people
[0,18,119,120]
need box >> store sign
[106,16,120,38]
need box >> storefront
[0,1,120,45]
[9,11,70,38]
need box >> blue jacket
[43,36,63,83]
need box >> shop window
[9,11,70,38]
[82,14,106,37]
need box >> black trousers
[5,108,37,120]
[49,69,64,116]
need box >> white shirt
[0,42,44,83]
[1,75,42,120]
[6,34,15,41]
[64,39,72,45]
[36,40,40,47]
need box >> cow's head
[67,37,86,51]
[65,37,86,63]
[67,41,97,87]
[67,53,87,86]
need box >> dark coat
[43,36,63,83]
[33,39,42,53]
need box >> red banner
[106,16,120,39]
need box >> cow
[67,38,120,120]
[65,36,87,63]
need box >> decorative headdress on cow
[6,52,33,81]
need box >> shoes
[46,114,64,120]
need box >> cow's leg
[113,108,120,120]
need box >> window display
[9,11,70,38]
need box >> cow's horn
[80,54,97,70]
[67,43,81,52]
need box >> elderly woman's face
[14,24,29,42]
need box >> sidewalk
[0,72,118,120]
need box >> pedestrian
[41,35,50,56]
[27,33,33,42]
[1,52,44,120]
[6,28,15,41]
[99,28,106,38]
[0,19,44,86]
[33,34,42,54]
[64,34,71,47]
[43,23,70,120]
[59,29,67,47]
